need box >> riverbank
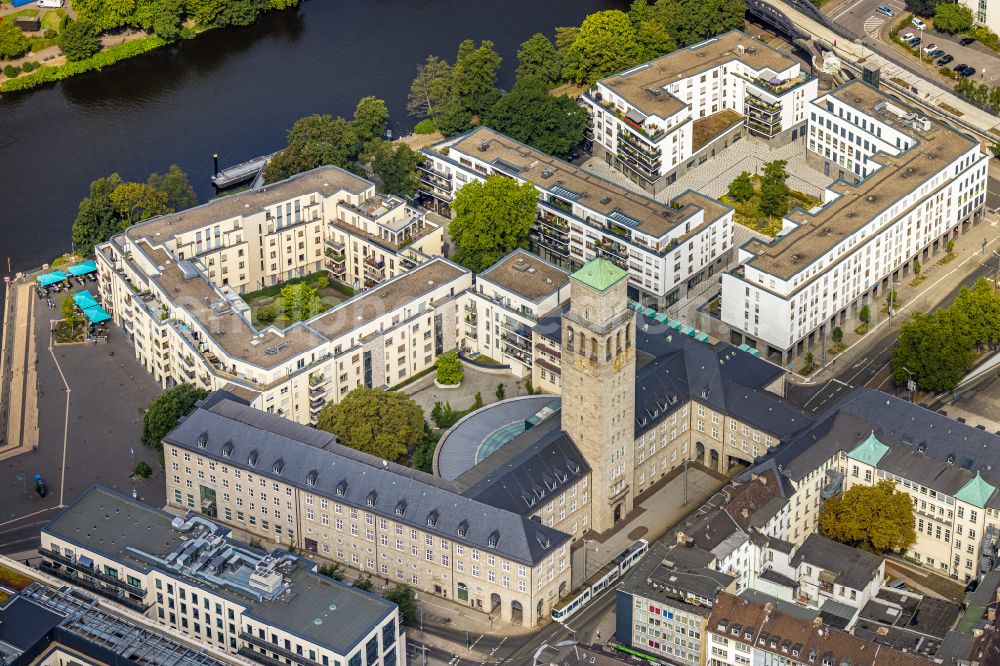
[0,0,299,93]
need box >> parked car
[33,474,47,498]
[911,17,927,29]
[937,54,954,65]
[922,43,938,53]
[909,37,921,47]
[960,37,975,45]
[929,49,945,58]
[877,4,895,16]
[954,63,969,74]
[888,579,907,590]
[900,31,915,42]
[960,66,976,77]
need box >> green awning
[654,312,670,323]
[681,325,696,336]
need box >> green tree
[892,309,974,391]
[495,383,506,400]
[629,0,652,26]
[61,295,78,325]
[448,176,538,272]
[279,282,325,321]
[450,39,502,117]
[364,140,423,198]
[471,391,484,410]
[109,181,173,227]
[727,171,755,202]
[434,105,474,136]
[316,387,424,462]
[914,258,921,275]
[352,96,389,149]
[649,0,745,47]
[147,164,197,211]
[58,19,101,61]
[217,0,265,27]
[436,351,463,385]
[953,278,1000,347]
[353,574,374,592]
[933,1,973,31]
[0,22,30,60]
[264,114,359,183]
[71,0,136,31]
[141,384,209,450]
[636,19,676,61]
[317,563,346,580]
[407,55,453,121]
[149,0,184,40]
[560,10,642,83]
[516,32,562,86]
[759,159,789,218]
[72,174,124,252]
[946,240,955,254]
[819,480,916,553]
[384,584,418,624]
[484,83,588,157]
[905,0,940,15]
[134,461,153,479]
[256,304,277,325]
[802,351,815,374]
[832,326,843,344]
[859,304,871,325]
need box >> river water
[0,0,617,274]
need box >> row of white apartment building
[720,80,989,362]
[419,126,735,309]
[581,30,818,194]
[95,166,471,425]
[38,485,404,666]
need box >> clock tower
[560,259,635,534]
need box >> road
[786,252,997,414]
[824,0,1000,85]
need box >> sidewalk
[791,211,1000,384]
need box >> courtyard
[240,271,354,328]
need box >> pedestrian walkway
[1,280,39,459]
[792,211,1000,384]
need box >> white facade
[582,31,818,193]
[722,81,988,359]
[420,127,734,307]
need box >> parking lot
[826,0,1000,85]
[0,285,163,556]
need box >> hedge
[1,34,166,92]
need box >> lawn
[242,271,353,329]
[0,564,33,591]
[721,176,821,237]
[2,8,40,23]
[54,319,86,344]
[40,8,66,32]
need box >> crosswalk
[863,15,885,38]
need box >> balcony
[417,162,454,190]
[364,256,385,271]
[618,132,663,163]
[309,372,328,388]
[324,238,345,253]
[39,562,149,613]
[240,632,326,666]
[39,548,145,596]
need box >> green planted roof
[846,431,889,467]
[955,472,997,509]
[571,259,627,292]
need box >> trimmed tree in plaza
[316,387,424,463]
[435,351,463,386]
[727,171,755,202]
[142,384,209,451]
[819,480,916,553]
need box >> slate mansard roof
[164,395,571,566]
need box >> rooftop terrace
[479,250,569,302]
[743,81,975,282]
[448,128,710,240]
[598,31,799,119]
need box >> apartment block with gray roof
[38,486,403,666]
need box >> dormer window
[336,480,347,497]
[426,511,438,527]
[272,459,284,475]
[395,501,406,516]
[306,470,318,487]
[221,442,234,458]
[367,491,377,507]
[457,520,468,537]
[248,450,259,467]
[487,531,500,548]
[197,432,208,449]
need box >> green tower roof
[571,259,627,292]
[955,472,997,509]
[846,431,889,467]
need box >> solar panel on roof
[549,185,581,201]
[608,210,641,228]
[491,158,523,175]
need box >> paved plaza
[582,135,835,204]
[402,363,532,417]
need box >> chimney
[812,616,823,627]
[764,602,774,613]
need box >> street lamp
[993,250,1000,294]
[918,27,924,61]
[902,366,916,402]
[888,281,900,325]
